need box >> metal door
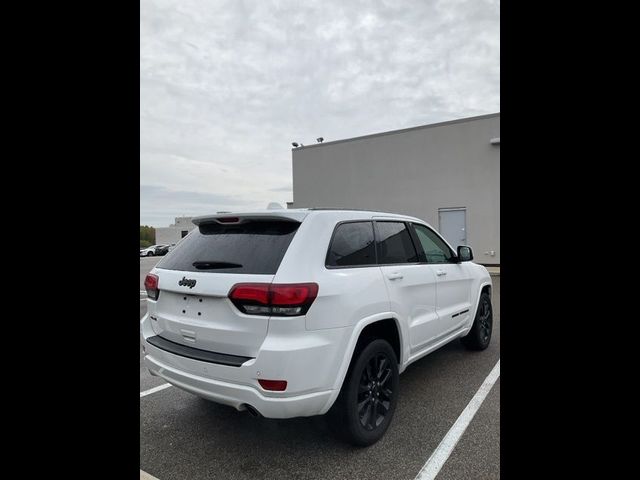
[438,208,467,247]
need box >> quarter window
[375,222,419,264]
[326,222,376,267]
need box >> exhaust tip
[244,404,262,418]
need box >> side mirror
[457,245,473,262]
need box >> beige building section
[290,113,500,265]
[155,216,196,245]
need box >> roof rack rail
[307,207,399,215]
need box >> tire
[146,251,153,257]
[327,339,399,446]
[461,291,493,350]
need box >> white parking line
[140,469,160,480]
[414,359,500,480]
[140,383,172,398]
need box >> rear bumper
[140,313,351,418]
[146,334,251,367]
[144,354,332,418]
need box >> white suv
[140,209,493,445]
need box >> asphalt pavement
[139,255,500,479]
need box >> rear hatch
[148,214,305,358]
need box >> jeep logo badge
[178,277,197,289]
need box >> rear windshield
[156,220,300,274]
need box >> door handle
[387,272,403,280]
[436,270,447,276]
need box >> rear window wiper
[192,261,243,269]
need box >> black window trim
[324,220,378,269]
[408,222,458,265]
[372,220,422,267]
[325,219,454,269]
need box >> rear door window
[374,221,419,264]
[326,221,376,267]
[157,220,300,274]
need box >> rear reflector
[229,283,319,316]
[258,379,287,391]
[144,274,159,300]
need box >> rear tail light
[144,274,159,300]
[258,379,288,391]
[229,283,318,316]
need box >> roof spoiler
[192,211,307,226]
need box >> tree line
[140,225,155,248]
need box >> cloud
[140,184,255,226]
[269,185,293,192]
[141,0,500,226]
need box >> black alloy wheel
[357,353,393,430]
[478,297,492,343]
[327,338,399,446]
[461,291,493,350]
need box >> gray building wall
[155,217,196,245]
[291,113,500,264]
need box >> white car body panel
[141,209,491,418]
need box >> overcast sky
[140,0,499,227]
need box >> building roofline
[292,112,500,152]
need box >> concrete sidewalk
[486,266,500,276]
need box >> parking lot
[140,255,500,480]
